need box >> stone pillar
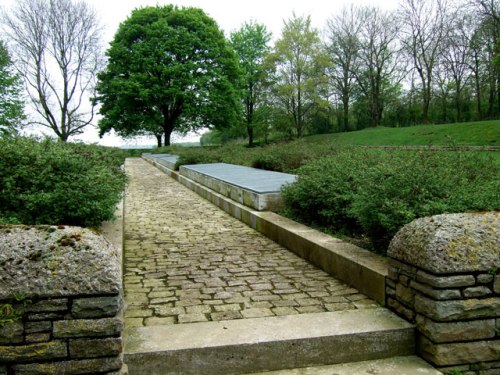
[386,212,500,374]
[0,225,126,375]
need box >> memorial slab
[144,154,178,171]
[179,163,297,211]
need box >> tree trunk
[342,94,349,131]
[497,71,500,117]
[475,71,483,120]
[456,85,462,123]
[246,95,254,147]
[422,85,431,124]
[164,127,173,146]
[155,134,162,148]
[163,118,174,147]
[247,126,254,147]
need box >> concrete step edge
[245,355,443,375]
[124,309,415,375]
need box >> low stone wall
[0,225,126,375]
[386,212,500,374]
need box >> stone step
[247,356,443,375]
[124,308,415,375]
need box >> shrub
[351,151,499,249]
[174,147,223,169]
[280,149,365,233]
[251,144,315,172]
[282,148,499,253]
[0,137,127,227]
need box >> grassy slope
[158,120,500,167]
[303,120,500,147]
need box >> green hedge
[281,148,499,252]
[0,137,127,227]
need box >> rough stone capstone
[388,212,499,274]
[0,225,121,299]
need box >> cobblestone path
[123,158,377,327]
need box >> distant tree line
[214,0,500,146]
[1,0,499,145]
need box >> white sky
[2,0,399,146]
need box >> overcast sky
[2,0,399,146]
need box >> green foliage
[251,143,316,172]
[280,150,364,234]
[174,147,223,169]
[0,40,25,137]
[0,303,22,326]
[494,38,500,69]
[0,294,32,327]
[0,137,126,227]
[268,13,330,138]
[97,5,241,146]
[282,148,499,252]
[230,21,272,146]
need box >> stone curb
[124,309,415,374]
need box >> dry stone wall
[0,225,126,375]
[386,212,500,374]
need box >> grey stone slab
[145,154,179,170]
[182,163,297,194]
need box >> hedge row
[281,148,499,252]
[0,137,127,227]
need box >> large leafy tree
[268,14,329,138]
[230,21,271,147]
[1,0,104,142]
[97,5,240,146]
[0,40,24,137]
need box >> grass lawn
[303,120,500,147]
[156,120,500,169]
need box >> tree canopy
[268,14,329,138]
[0,40,24,137]
[230,21,272,146]
[97,5,241,146]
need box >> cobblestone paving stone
[123,158,378,327]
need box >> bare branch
[1,0,104,141]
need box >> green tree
[0,40,24,137]
[268,14,329,138]
[230,21,271,147]
[97,5,240,146]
